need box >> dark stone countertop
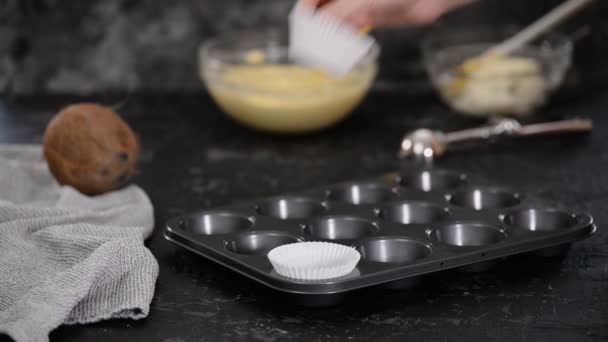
[0,90,606,342]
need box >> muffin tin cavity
[431,223,506,247]
[400,170,467,192]
[226,231,300,255]
[358,238,431,264]
[303,216,377,243]
[180,212,253,235]
[256,197,326,219]
[327,183,398,205]
[448,188,521,210]
[377,201,449,224]
[502,209,579,232]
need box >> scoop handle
[442,118,592,145]
[516,118,593,136]
[491,0,594,56]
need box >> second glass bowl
[422,27,573,117]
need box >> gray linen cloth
[0,144,158,342]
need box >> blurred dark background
[0,0,607,95]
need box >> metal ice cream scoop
[399,117,593,163]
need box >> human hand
[298,0,474,29]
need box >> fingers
[298,0,323,8]
[396,0,445,25]
[368,0,419,27]
[440,0,475,13]
[306,0,473,29]
[369,0,473,27]
[321,0,374,28]
[322,0,360,21]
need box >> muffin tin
[164,169,595,305]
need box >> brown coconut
[43,103,139,195]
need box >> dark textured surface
[1,0,608,94]
[0,89,606,341]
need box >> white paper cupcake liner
[268,242,360,280]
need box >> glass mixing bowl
[422,27,572,117]
[199,29,379,134]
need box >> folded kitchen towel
[0,144,158,342]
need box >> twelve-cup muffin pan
[164,169,595,305]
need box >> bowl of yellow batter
[198,29,379,134]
